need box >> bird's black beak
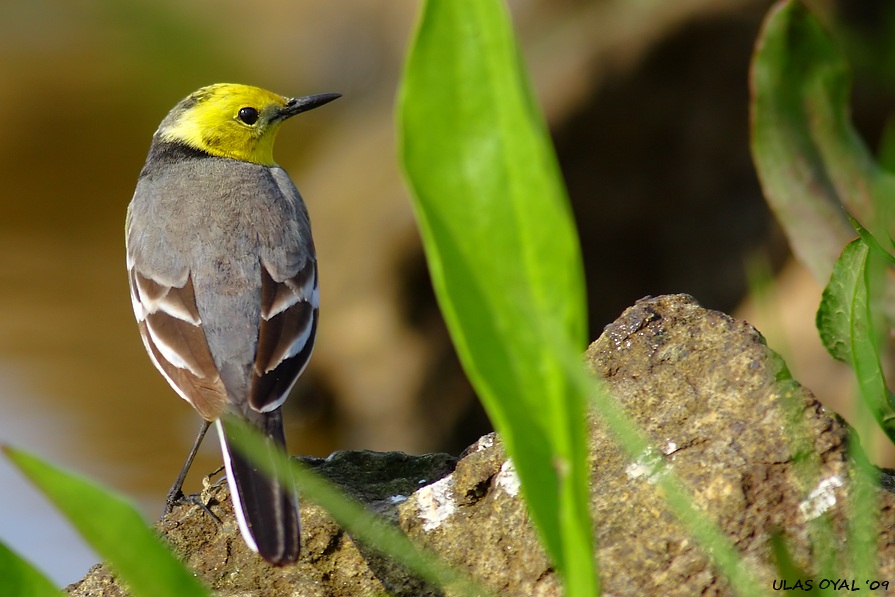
[278,93,341,120]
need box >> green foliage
[769,533,818,596]
[816,238,895,441]
[750,0,895,283]
[12,1,895,594]
[397,0,595,593]
[3,446,209,597]
[751,0,895,585]
[0,541,62,597]
[752,0,895,442]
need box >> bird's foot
[165,489,222,525]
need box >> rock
[67,294,895,596]
[584,294,888,594]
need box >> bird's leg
[164,419,211,515]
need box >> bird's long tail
[215,409,300,565]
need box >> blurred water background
[1,0,893,586]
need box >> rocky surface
[67,295,895,595]
[584,294,891,594]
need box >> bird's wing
[125,203,229,421]
[249,167,319,413]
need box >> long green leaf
[769,533,817,596]
[397,0,594,593]
[750,0,895,282]
[845,424,880,585]
[0,540,62,597]
[3,447,209,597]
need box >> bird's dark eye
[237,107,259,125]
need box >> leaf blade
[0,540,62,597]
[817,239,867,363]
[750,0,895,282]
[816,239,895,441]
[397,0,594,593]
[750,0,856,281]
[3,447,209,597]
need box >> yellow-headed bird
[125,83,339,565]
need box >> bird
[125,83,339,565]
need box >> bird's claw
[164,489,222,525]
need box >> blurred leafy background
[2,0,894,586]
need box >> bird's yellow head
[157,83,340,166]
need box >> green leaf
[844,212,895,266]
[222,417,488,596]
[845,430,880,585]
[817,239,870,363]
[816,239,895,441]
[750,0,895,282]
[0,540,62,597]
[3,447,209,597]
[769,533,818,596]
[397,0,594,593]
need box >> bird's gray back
[127,151,314,408]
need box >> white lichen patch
[495,458,520,497]
[798,475,843,521]
[625,461,649,479]
[625,447,665,483]
[415,476,455,531]
[470,434,494,453]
